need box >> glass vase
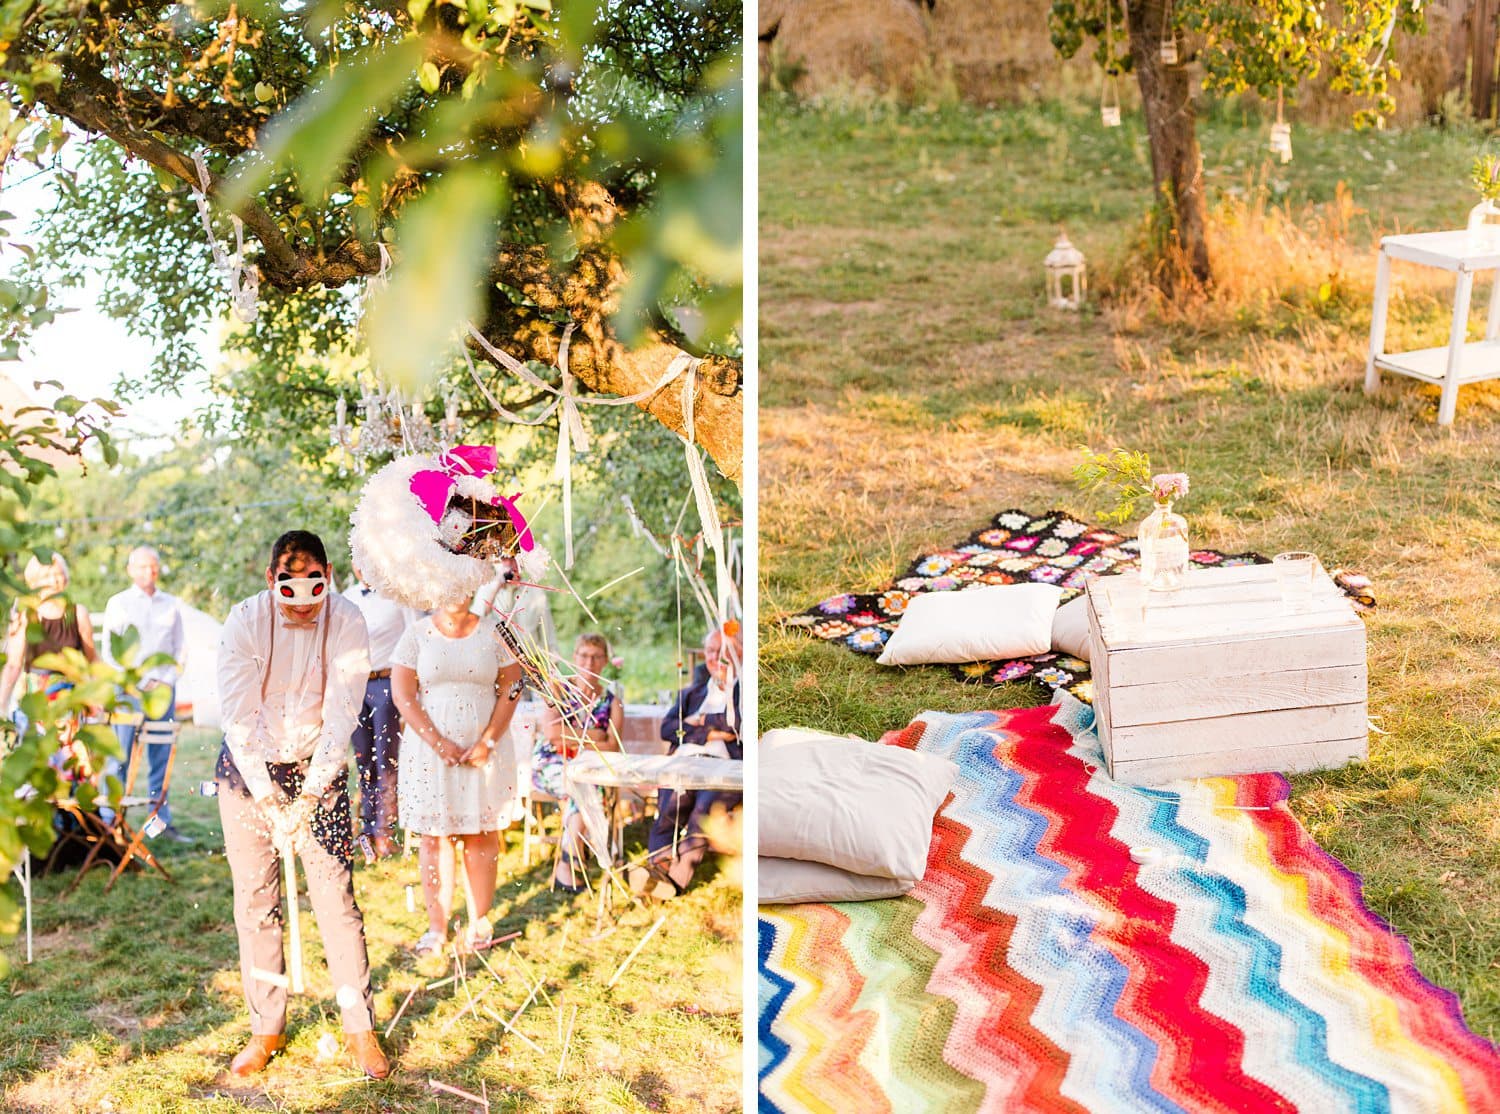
[1468,198,1500,251]
[1138,498,1189,592]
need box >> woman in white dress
[391,599,523,955]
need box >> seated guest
[533,632,624,892]
[632,622,742,898]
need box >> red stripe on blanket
[1005,704,1293,1114]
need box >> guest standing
[215,530,388,1079]
[0,553,98,711]
[391,597,523,956]
[343,567,416,858]
[102,546,188,842]
[533,632,624,892]
[0,554,99,778]
[633,624,742,898]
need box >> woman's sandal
[411,928,446,958]
[461,916,493,953]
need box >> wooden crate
[1085,563,1367,786]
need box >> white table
[1365,229,1500,425]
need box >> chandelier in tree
[330,382,464,469]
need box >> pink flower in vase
[1151,473,1190,502]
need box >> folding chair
[78,720,180,893]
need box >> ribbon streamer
[192,152,258,323]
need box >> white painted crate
[1084,563,1367,786]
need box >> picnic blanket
[784,508,1376,704]
[759,698,1500,1113]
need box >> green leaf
[365,164,507,391]
[110,624,141,669]
[141,685,172,720]
[419,61,442,95]
[222,38,424,209]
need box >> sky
[3,164,216,446]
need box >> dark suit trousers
[647,788,742,891]
[350,676,400,840]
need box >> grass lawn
[0,726,741,1112]
[760,92,1500,1038]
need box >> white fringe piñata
[348,452,546,611]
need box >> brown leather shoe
[345,1029,391,1079]
[229,1033,285,1076]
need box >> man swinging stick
[215,531,390,1079]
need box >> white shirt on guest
[102,584,186,686]
[217,590,370,802]
[693,678,732,718]
[343,580,419,672]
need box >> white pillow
[1051,595,1092,661]
[875,583,1064,666]
[759,735,957,881]
[759,857,914,905]
[760,726,866,751]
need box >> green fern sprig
[1073,447,1154,524]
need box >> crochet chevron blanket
[758,700,1500,1113]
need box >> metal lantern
[1045,231,1087,311]
[1101,74,1122,128]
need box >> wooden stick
[384,984,419,1039]
[316,1076,370,1089]
[483,1004,546,1055]
[439,984,491,1035]
[585,566,646,599]
[556,1003,578,1079]
[250,965,290,990]
[606,916,665,990]
[427,975,457,990]
[500,970,546,1041]
[428,1078,490,1109]
[282,848,304,995]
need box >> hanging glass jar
[1137,474,1191,592]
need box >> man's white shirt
[217,590,370,802]
[343,581,419,672]
[102,584,186,686]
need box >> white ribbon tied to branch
[464,325,718,574]
[192,152,259,324]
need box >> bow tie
[360,586,372,596]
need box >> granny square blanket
[782,508,1266,703]
[759,700,1500,1113]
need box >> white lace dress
[394,615,521,835]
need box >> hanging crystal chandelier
[330,382,464,469]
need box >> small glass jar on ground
[1138,499,1190,592]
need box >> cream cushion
[759,731,957,881]
[1051,595,1093,661]
[875,583,1064,666]
[759,857,915,905]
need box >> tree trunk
[1126,0,1212,286]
